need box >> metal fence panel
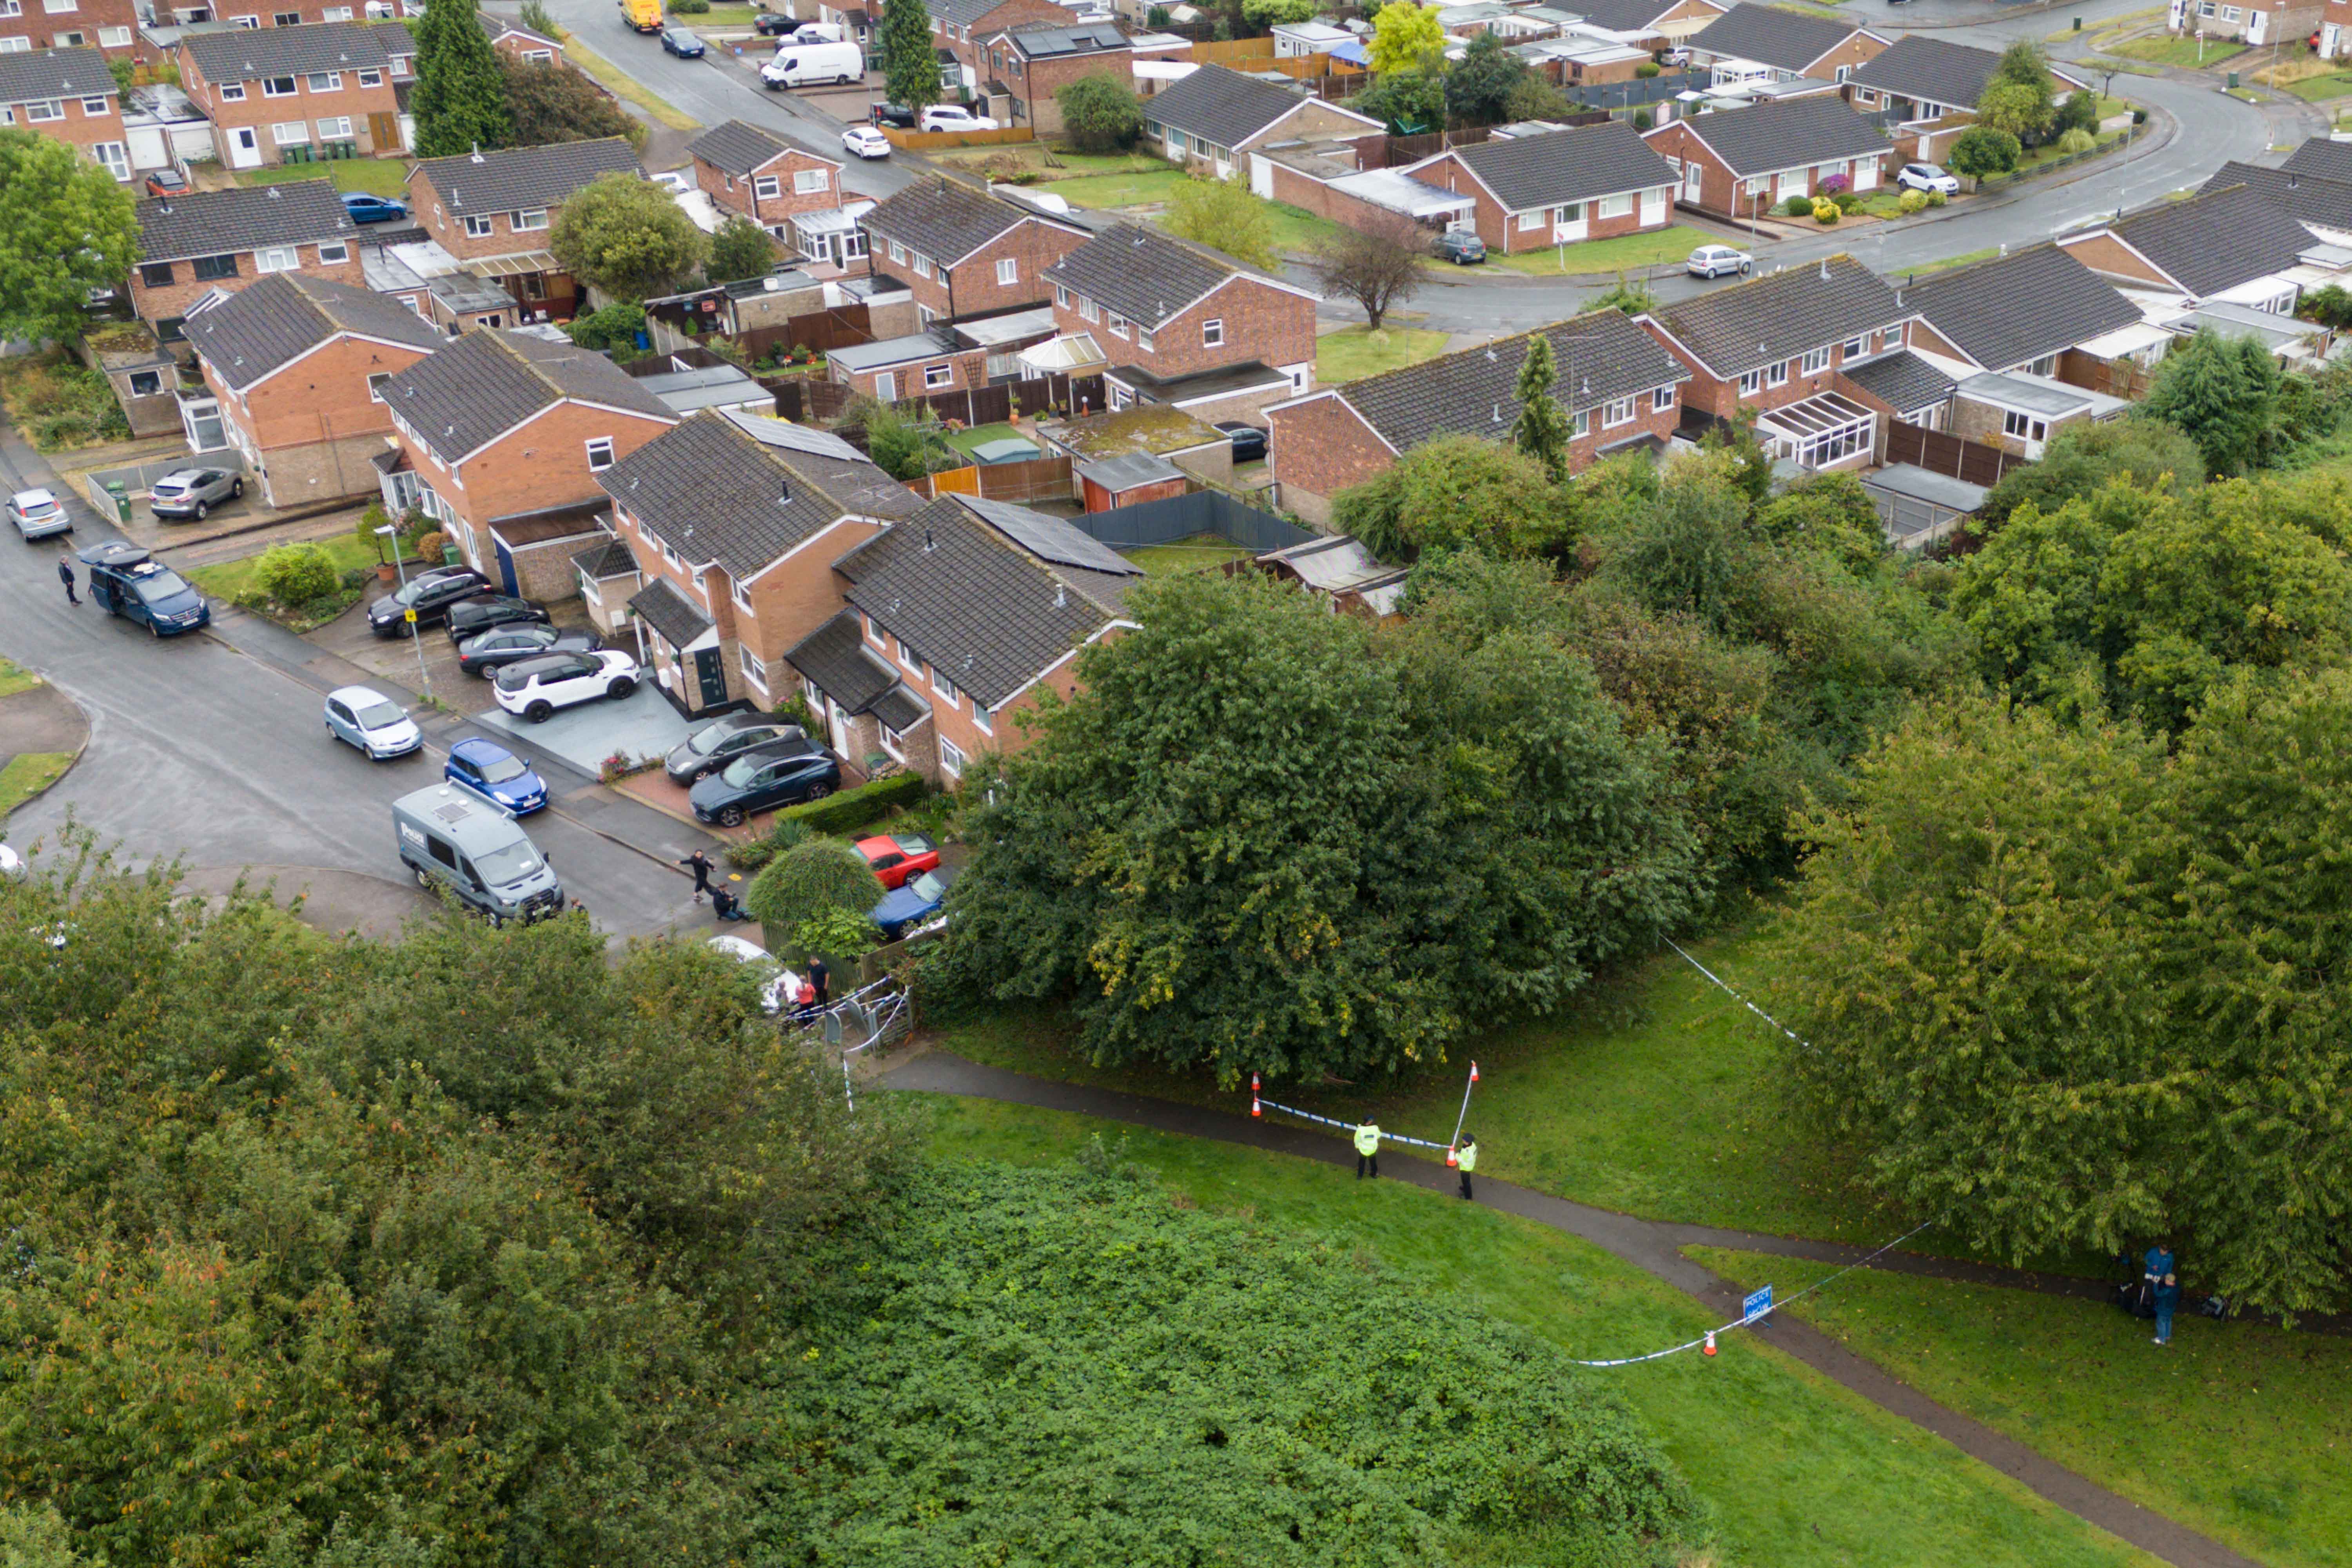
[1072,490,1315,552]
[82,450,245,511]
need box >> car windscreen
[688,722,746,756]
[907,871,946,903]
[479,754,530,784]
[354,699,407,730]
[719,753,769,788]
[150,477,189,494]
[133,570,193,603]
[473,838,545,887]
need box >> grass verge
[564,31,702,131]
[235,158,410,197]
[1316,324,1451,383]
[2103,34,2245,67]
[2286,69,2352,99]
[1120,532,1258,575]
[917,1094,2166,1568]
[189,532,384,633]
[1478,223,1712,277]
[1691,1248,2352,1568]
[0,753,73,817]
[0,659,41,701]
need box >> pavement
[474,681,695,773]
[885,1048,2268,1568]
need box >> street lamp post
[376,523,434,702]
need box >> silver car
[324,683,423,760]
[7,488,73,541]
[148,467,243,521]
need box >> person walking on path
[2153,1273,2181,1345]
[808,954,830,1006]
[1354,1115,1381,1180]
[57,553,78,606]
[1455,1134,1477,1202]
[679,849,715,904]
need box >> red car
[856,832,940,889]
[144,166,194,198]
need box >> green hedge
[776,770,926,835]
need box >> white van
[789,21,844,42]
[762,38,862,87]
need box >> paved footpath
[887,1049,2263,1568]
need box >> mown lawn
[917,1095,2166,1568]
[236,158,411,197]
[2285,69,2352,99]
[2103,33,2245,67]
[1036,167,1189,209]
[0,753,73,817]
[1479,223,1711,277]
[0,658,41,701]
[1693,1248,2352,1568]
[1120,532,1257,574]
[188,531,382,606]
[1316,324,1451,383]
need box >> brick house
[687,118,844,255]
[1903,243,2143,386]
[824,306,1059,401]
[0,0,141,58]
[1142,63,1384,181]
[978,22,1185,134]
[1404,121,1679,256]
[1040,223,1318,423]
[1642,96,1892,220]
[201,1,421,25]
[479,12,564,64]
[1684,2,1887,86]
[593,409,920,719]
[1554,0,1728,49]
[0,47,129,181]
[131,180,363,333]
[182,271,441,505]
[926,0,1070,95]
[376,328,677,600]
[2056,182,2317,310]
[859,175,1089,326]
[789,492,1142,786]
[406,137,642,323]
[1639,254,1920,470]
[2176,0,2321,47]
[1844,35,2089,126]
[1264,309,1689,526]
[177,21,406,167]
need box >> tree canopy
[1163,174,1278,269]
[1946,124,2020,178]
[500,54,644,149]
[1055,72,1141,152]
[2140,327,2282,477]
[0,130,139,346]
[879,0,939,109]
[549,171,709,299]
[1445,31,1526,125]
[1334,435,1575,563]
[707,214,779,283]
[1510,334,1573,482]
[1368,0,1445,73]
[409,0,514,157]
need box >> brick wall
[932,0,1066,78]
[208,332,436,504]
[695,146,844,230]
[1263,158,1403,230]
[0,0,143,56]
[868,216,1085,323]
[1,85,128,178]
[831,345,991,399]
[1646,120,1886,219]
[406,404,675,576]
[407,164,572,261]
[1057,274,1314,384]
[1237,100,1381,153]
[991,47,1130,134]
[132,243,366,325]
[1805,31,1887,81]
[180,47,403,161]
[1267,392,1397,527]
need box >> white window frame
[1800,346,1831,374]
[1737,368,1762,397]
[80,94,107,113]
[1078,296,1098,322]
[358,67,383,86]
[939,736,966,777]
[1108,312,1128,339]
[887,239,906,263]
[89,140,128,180]
[255,245,299,272]
[1518,208,1543,232]
[1202,318,1223,347]
[1652,385,1674,412]
[99,24,132,44]
[1597,192,1632,219]
[40,0,73,11]
[739,644,769,690]
[795,167,829,194]
[306,71,342,91]
[512,207,548,232]
[463,214,494,237]
[1767,360,1790,388]
[912,252,933,278]
[318,240,349,263]
[218,81,247,100]
[585,436,616,470]
[731,579,754,615]
[23,98,63,122]
[316,115,352,140]
[1139,327,1155,352]
[1842,335,1867,358]
[894,635,920,673]
[995,255,1017,285]
[271,120,308,145]
[262,74,298,97]
[1054,283,1070,308]
[933,670,958,708]
[1572,407,1590,439]
[923,362,953,388]
[753,174,782,200]
[1604,396,1635,428]
[2002,409,2047,443]
[971,704,992,736]
[368,372,393,401]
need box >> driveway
[474,682,694,775]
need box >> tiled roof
[2092,183,2315,298]
[833,494,1135,708]
[689,118,804,177]
[784,610,900,714]
[183,20,396,81]
[927,0,1027,27]
[1044,224,1236,330]
[570,534,639,580]
[628,577,713,646]
[595,409,916,581]
[860,175,1066,266]
[1905,243,2140,372]
[1671,95,1889,178]
[2280,135,2352,181]
[481,12,563,48]
[1561,0,1713,32]
[0,47,113,105]
[1838,348,1956,415]
[1445,120,1677,211]
[413,138,641,218]
[183,272,442,391]
[1143,62,1323,149]
[2200,158,2352,233]
[1686,2,1860,71]
[1333,307,1688,453]
[136,180,355,263]
[379,329,675,465]
[1655,254,1907,376]
[1003,21,1129,54]
[1845,36,2005,109]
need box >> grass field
[0,753,73,817]
[1694,1249,2352,1568]
[2286,69,2352,99]
[940,147,1167,178]
[1036,167,1189,209]
[918,1095,2164,1568]
[1120,533,1257,575]
[0,658,40,701]
[1481,223,1711,276]
[1315,324,1451,383]
[236,159,411,197]
[2104,34,2245,67]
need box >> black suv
[664,715,808,786]
[754,10,797,33]
[368,566,492,638]
[444,595,552,644]
[456,624,597,676]
[687,738,840,827]
[871,102,917,128]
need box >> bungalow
[479,12,566,64]
[2202,156,2352,246]
[1904,243,2144,385]
[1684,2,1887,87]
[1844,35,2089,125]
[131,179,363,333]
[1265,309,1689,526]
[1559,0,1728,48]
[176,21,408,167]
[406,137,642,323]
[1405,119,1680,256]
[0,47,129,181]
[1642,94,1891,220]
[2056,182,2319,311]
[1141,63,1383,183]
[860,174,1089,326]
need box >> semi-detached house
[1555,0,1727,49]
[687,118,849,261]
[926,0,1069,94]
[177,20,408,167]
[1142,63,1383,183]
[131,179,362,332]
[860,174,1089,326]
[1642,95,1891,220]
[1684,2,1887,86]
[978,22,1185,135]
[1406,120,1679,255]
[406,137,641,323]
[0,47,129,181]
[0,0,141,58]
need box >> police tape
[1249,1095,1457,1151]
[1662,936,1817,1056]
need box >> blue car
[660,25,705,55]
[341,192,409,224]
[79,541,211,637]
[443,737,548,815]
[872,867,950,940]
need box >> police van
[392,784,566,924]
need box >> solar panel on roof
[721,408,867,463]
[954,494,1143,577]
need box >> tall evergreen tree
[880,0,938,111]
[1510,335,1572,481]
[411,0,515,158]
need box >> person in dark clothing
[711,885,745,922]
[57,554,78,606]
[2153,1273,2181,1346]
[1455,1134,1477,1201]
[807,955,829,1006]
[679,849,715,903]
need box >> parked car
[80,542,212,636]
[147,467,243,520]
[443,594,552,644]
[1434,229,1486,265]
[706,933,801,1015]
[754,9,799,33]
[455,624,597,676]
[661,25,706,55]
[856,832,940,889]
[763,40,862,86]
[1686,243,1753,279]
[144,165,194,198]
[323,684,422,760]
[1896,162,1960,195]
[650,169,693,195]
[1659,45,1691,65]
[341,192,409,224]
[917,103,996,133]
[368,566,491,638]
[1214,421,1268,464]
[492,648,641,722]
[393,784,564,924]
[444,736,548,814]
[7,488,72,542]
[873,867,951,939]
[665,713,809,786]
[842,124,892,159]
[871,102,917,128]
[686,738,839,827]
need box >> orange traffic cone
[1445,1146,1459,1168]
[1469,1062,1480,1083]
[1703,1331,1717,1357]
[1251,1098,1261,1118]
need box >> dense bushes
[769,1161,1710,1564]
[776,766,926,832]
[744,837,884,935]
[251,541,338,606]
[0,353,130,451]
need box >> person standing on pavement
[1455,1134,1478,1202]
[1354,1114,1381,1181]
[807,954,829,1006]
[2153,1272,2181,1346]
[679,849,715,904]
[57,553,78,606]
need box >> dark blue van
[79,541,212,637]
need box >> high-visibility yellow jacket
[1353,1122,1380,1157]
[1455,1142,1477,1174]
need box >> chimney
[923,525,935,550]
[1818,258,1829,281]
[1053,582,1067,609]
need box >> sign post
[1742,1284,1774,1327]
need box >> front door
[828,699,851,756]
[1684,161,1703,201]
[227,126,261,169]
[693,647,729,710]
[873,370,895,402]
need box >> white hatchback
[1686,243,1753,279]
[842,124,891,159]
[1897,162,1960,195]
[491,648,641,723]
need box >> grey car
[7,488,73,541]
[148,467,243,521]
[665,714,808,786]
[325,683,423,760]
